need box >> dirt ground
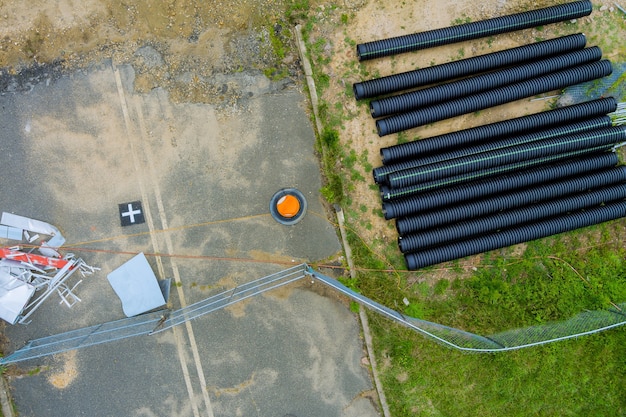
[1,0,624,278]
[0,0,303,103]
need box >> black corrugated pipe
[398,184,626,253]
[380,97,618,164]
[370,47,602,118]
[356,1,592,61]
[404,199,626,270]
[353,34,587,100]
[381,147,613,202]
[395,166,626,235]
[382,149,613,201]
[382,153,618,218]
[386,126,626,189]
[374,116,612,185]
[376,60,613,137]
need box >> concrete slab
[0,61,377,416]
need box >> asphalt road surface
[0,61,380,417]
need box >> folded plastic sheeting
[107,253,167,317]
[1,212,66,248]
[0,269,35,324]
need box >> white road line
[113,64,203,417]
[134,90,215,417]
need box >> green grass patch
[451,15,472,25]
[369,312,626,417]
[579,8,626,60]
[285,0,310,23]
[357,223,626,416]
[268,25,286,59]
[396,131,410,144]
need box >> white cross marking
[121,204,141,223]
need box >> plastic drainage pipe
[398,184,626,253]
[404,199,626,270]
[353,34,587,100]
[394,166,626,235]
[356,1,592,61]
[381,153,618,219]
[376,60,613,137]
[373,116,612,185]
[381,147,613,202]
[386,126,626,189]
[379,97,618,164]
[369,47,602,118]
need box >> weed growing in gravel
[396,131,410,144]
[317,127,345,204]
[286,0,311,23]
[451,15,472,25]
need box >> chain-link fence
[307,268,626,353]
[558,62,626,106]
[2,264,625,363]
[0,264,307,364]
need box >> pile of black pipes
[351,3,626,269]
[375,60,613,136]
[369,47,603,118]
[382,111,626,270]
[390,118,626,270]
[378,98,618,165]
[374,114,613,185]
[383,118,626,270]
[386,126,625,188]
[353,33,587,99]
[356,1,592,61]
[399,183,626,254]
[380,147,618,201]
[382,153,620,219]
[405,200,626,270]
[395,166,626,234]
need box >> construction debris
[0,212,98,325]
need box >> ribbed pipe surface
[382,147,613,201]
[356,1,592,61]
[404,200,626,270]
[380,97,618,164]
[353,34,587,100]
[376,60,613,136]
[386,126,625,189]
[398,184,626,253]
[374,116,611,184]
[370,47,601,118]
[395,166,626,235]
[382,153,618,218]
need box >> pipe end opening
[376,120,385,137]
[382,203,393,220]
[353,83,364,100]
[356,44,365,61]
[370,101,378,118]
[404,253,419,271]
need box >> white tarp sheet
[1,212,65,247]
[0,270,35,325]
[107,253,166,317]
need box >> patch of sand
[47,350,79,389]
